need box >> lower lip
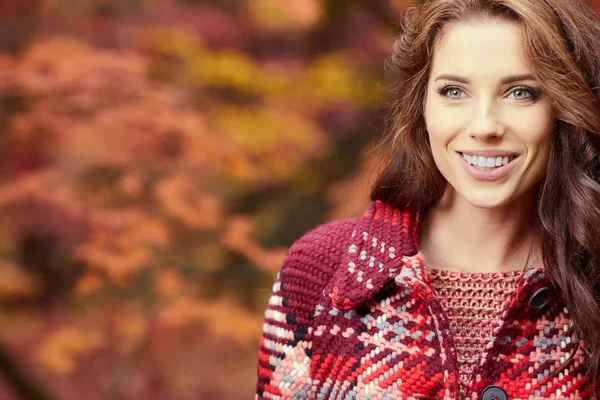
[456,152,519,182]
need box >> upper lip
[456,150,519,157]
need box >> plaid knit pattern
[256,201,599,399]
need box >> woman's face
[424,19,553,209]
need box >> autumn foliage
[0,0,599,399]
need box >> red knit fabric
[255,201,600,399]
[424,258,523,392]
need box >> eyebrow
[434,74,537,84]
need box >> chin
[455,185,516,210]
[462,195,511,209]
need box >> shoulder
[256,218,361,399]
[277,217,360,289]
[287,217,359,259]
[260,217,360,348]
[275,200,420,308]
[282,200,417,270]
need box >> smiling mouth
[459,152,518,171]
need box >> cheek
[424,91,465,143]
[526,108,553,153]
[425,117,461,159]
[425,105,454,144]
[530,137,552,171]
[523,118,553,179]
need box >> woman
[256,0,600,398]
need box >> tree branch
[0,339,59,400]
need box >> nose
[467,100,505,139]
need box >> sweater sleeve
[255,220,351,400]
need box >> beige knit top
[424,264,524,388]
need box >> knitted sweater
[424,262,522,390]
[256,201,599,399]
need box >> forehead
[430,19,533,78]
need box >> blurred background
[0,1,599,399]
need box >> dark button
[480,385,508,400]
[529,287,552,310]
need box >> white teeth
[461,153,515,170]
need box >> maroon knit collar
[329,200,550,311]
[329,201,420,310]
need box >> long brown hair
[369,0,600,383]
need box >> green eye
[507,87,538,100]
[438,85,466,98]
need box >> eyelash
[437,84,539,100]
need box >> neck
[418,185,542,273]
